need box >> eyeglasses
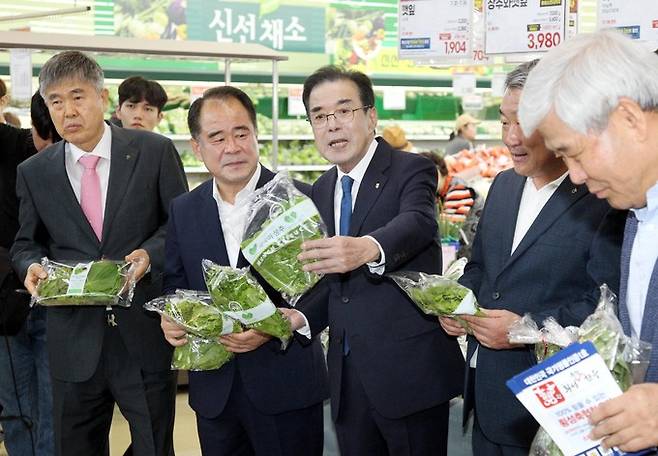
[307,105,372,128]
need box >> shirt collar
[213,163,262,207]
[336,138,378,185]
[632,180,658,222]
[526,171,569,192]
[68,122,112,163]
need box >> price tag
[399,0,473,60]
[383,87,407,110]
[287,86,306,117]
[598,0,658,47]
[452,72,476,97]
[485,0,567,55]
[9,49,32,102]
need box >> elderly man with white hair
[519,30,658,452]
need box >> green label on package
[223,299,276,325]
[66,262,93,295]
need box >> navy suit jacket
[163,166,329,418]
[460,169,626,447]
[298,138,465,421]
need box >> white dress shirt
[211,164,261,268]
[470,172,568,368]
[65,123,112,213]
[334,138,386,273]
[511,172,569,254]
[627,181,658,339]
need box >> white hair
[519,30,658,136]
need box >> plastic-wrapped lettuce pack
[144,289,242,371]
[34,257,139,307]
[388,258,482,317]
[202,260,292,348]
[240,172,327,306]
[508,285,653,456]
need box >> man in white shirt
[440,60,625,455]
[519,30,658,453]
[159,86,328,455]
[11,50,188,455]
[296,66,465,456]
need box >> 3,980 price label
[527,31,561,50]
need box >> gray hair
[504,59,539,91]
[39,51,104,98]
[519,30,658,136]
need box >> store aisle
[1,395,472,455]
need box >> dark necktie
[339,175,354,355]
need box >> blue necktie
[339,175,354,236]
[339,175,353,355]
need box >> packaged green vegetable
[240,172,327,306]
[34,258,137,307]
[202,260,292,348]
[144,290,241,339]
[171,334,234,371]
[388,258,482,317]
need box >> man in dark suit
[160,86,328,456]
[439,60,626,455]
[11,51,188,455]
[519,30,658,453]
[295,66,465,456]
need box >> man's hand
[24,263,47,296]
[589,383,658,451]
[160,315,188,347]
[439,316,467,337]
[279,307,306,332]
[220,330,272,353]
[459,309,521,350]
[298,236,380,274]
[125,249,150,282]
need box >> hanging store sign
[398,0,473,60]
[597,0,658,46]
[484,0,567,55]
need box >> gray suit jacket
[460,169,625,448]
[11,123,188,382]
[619,213,658,382]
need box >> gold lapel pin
[126,154,132,160]
[571,187,577,194]
[375,182,380,189]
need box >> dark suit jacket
[163,166,329,418]
[11,123,189,382]
[460,168,626,447]
[298,138,465,421]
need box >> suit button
[342,296,349,303]
[492,292,500,300]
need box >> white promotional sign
[9,49,32,102]
[452,72,477,97]
[598,0,658,47]
[287,86,306,117]
[485,0,567,55]
[383,87,407,110]
[399,0,473,60]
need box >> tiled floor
[1,395,472,456]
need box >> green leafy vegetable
[36,259,129,306]
[240,173,326,305]
[171,335,233,371]
[203,261,292,346]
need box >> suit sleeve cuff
[291,309,312,339]
[363,235,386,275]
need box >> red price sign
[527,32,561,50]
[444,40,467,55]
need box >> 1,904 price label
[444,40,467,54]
[527,31,561,50]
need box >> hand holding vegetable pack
[240,173,327,306]
[33,257,140,307]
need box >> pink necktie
[78,154,103,241]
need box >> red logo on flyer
[533,381,565,408]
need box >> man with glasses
[295,66,464,455]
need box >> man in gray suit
[11,51,188,455]
[439,60,625,455]
[520,30,658,453]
